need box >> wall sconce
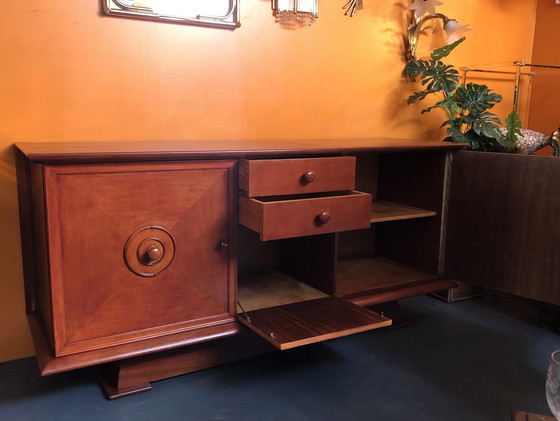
[405,0,471,62]
[272,0,319,25]
[406,13,449,62]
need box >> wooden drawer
[239,191,372,241]
[239,156,356,197]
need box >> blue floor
[1,294,559,421]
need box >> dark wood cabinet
[15,139,469,398]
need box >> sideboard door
[43,161,237,357]
[444,151,560,305]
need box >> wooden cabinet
[16,157,239,377]
[14,139,462,398]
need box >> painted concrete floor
[1,294,559,421]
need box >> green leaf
[474,120,502,139]
[407,90,435,105]
[405,59,460,95]
[504,110,523,138]
[464,130,506,152]
[464,111,502,138]
[442,117,467,143]
[454,83,502,115]
[420,95,457,114]
[501,111,523,153]
[430,37,466,61]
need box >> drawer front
[239,156,356,197]
[239,191,372,241]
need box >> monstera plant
[405,38,521,152]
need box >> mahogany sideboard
[14,138,466,398]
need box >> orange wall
[0,1,537,362]
[528,0,560,134]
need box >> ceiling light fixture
[272,0,318,25]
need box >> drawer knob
[317,211,331,225]
[302,171,316,184]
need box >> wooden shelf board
[238,271,329,312]
[238,297,391,350]
[345,278,457,307]
[336,256,437,296]
[371,200,436,223]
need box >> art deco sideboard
[13,138,505,398]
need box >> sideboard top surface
[15,138,466,163]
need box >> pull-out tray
[237,297,391,350]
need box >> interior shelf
[371,200,436,223]
[237,270,329,312]
[336,256,456,306]
[336,256,437,297]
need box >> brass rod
[514,62,560,70]
[462,68,535,77]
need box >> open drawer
[239,190,372,241]
[237,297,391,350]
[239,156,357,197]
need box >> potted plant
[403,0,557,155]
[405,38,522,153]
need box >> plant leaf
[454,83,502,115]
[430,37,466,61]
[420,95,457,114]
[501,110,523,153]
[405,59,460,95]
[407,90,435,105]
[464,130,507,152]
[463,111,502,143]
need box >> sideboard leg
[369,300,411,329]
[97,364,152,399]
[96,329,276,399]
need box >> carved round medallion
[124,226,176,277]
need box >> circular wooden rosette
[124,227,175,277]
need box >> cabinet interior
[237,150,448,312]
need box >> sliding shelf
[371,200,437,223]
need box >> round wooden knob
[138,241,164,265]
[145,245,162,262]
[317,212,331,224]
[302,171,315,184]
[125,227,175,277]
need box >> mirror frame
[104,0,240,29]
